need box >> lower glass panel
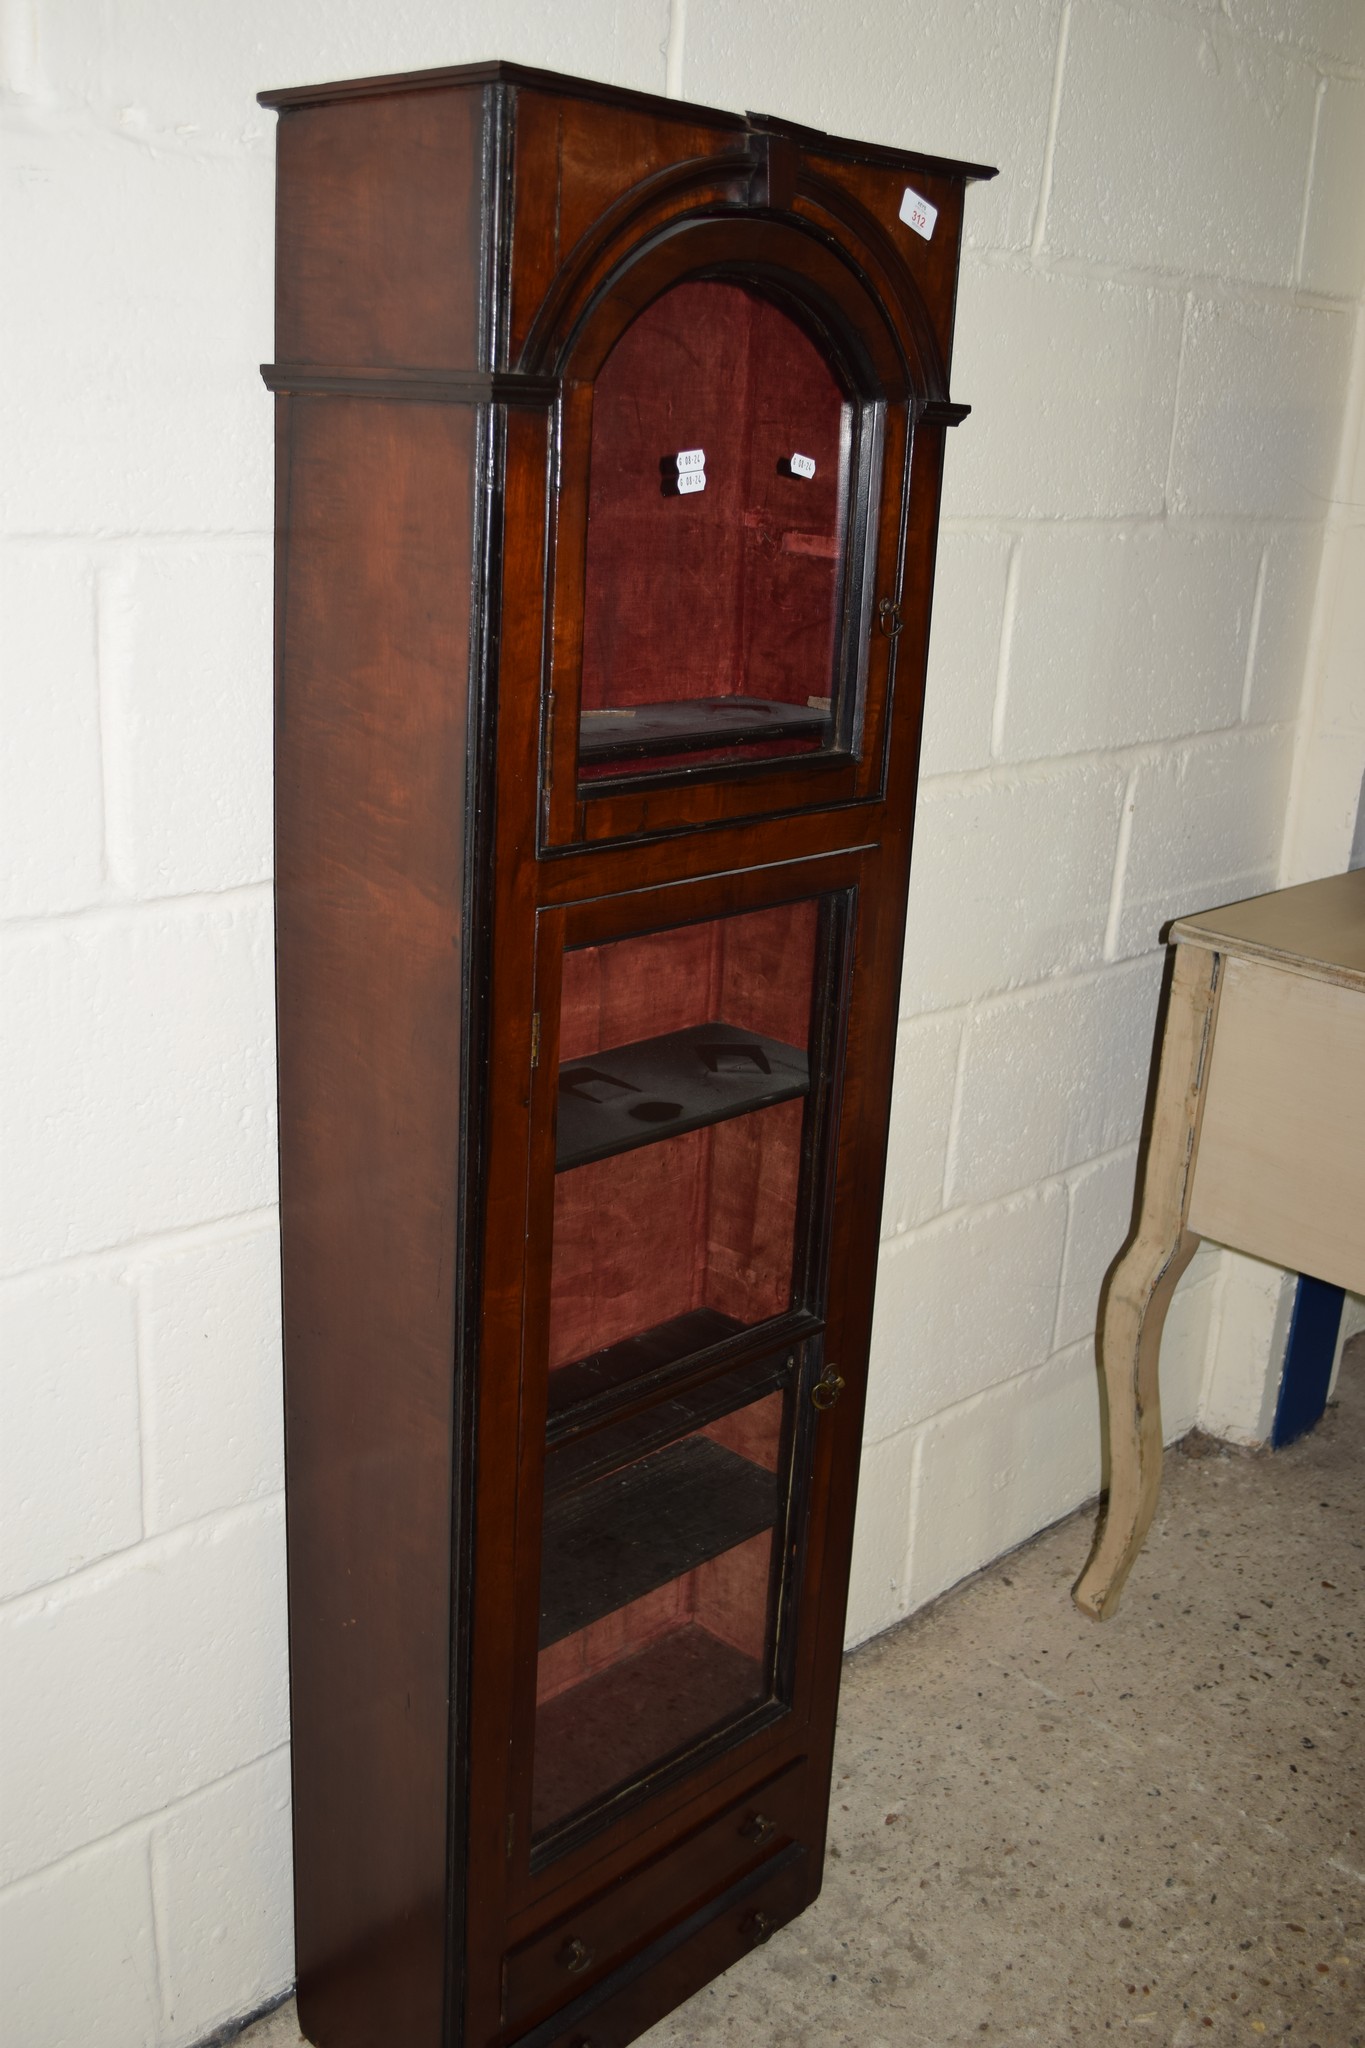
[532,1372,792,1842]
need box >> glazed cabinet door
[534,215,927,852]
[470,850,881,2043]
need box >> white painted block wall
[2,4,1362,2043]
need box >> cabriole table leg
[1073,944,1221,1620]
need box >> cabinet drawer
[513,1843,812,2048]
[503,1758,807,2030]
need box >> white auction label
[675,448,705,472]
[677,469,706,494]
[789,452,816,479]
[898,186,938,241]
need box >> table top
[1171,869,1365,992]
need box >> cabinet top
[1171,869,1365,992]
[257,57,996,186]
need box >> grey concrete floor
[241,1340,1363,2048]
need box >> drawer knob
[743,1909,776,1946]
[877,596,904,639]
[560,1936,595,1975]
[741,1811,777,1846]
[811,1364,845,1412]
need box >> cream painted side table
[1074,869,1365,1620]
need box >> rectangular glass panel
[548,900,818,1410]
[578,280,852,781]
[533,1364,794,1841]
[529,894,831,1852]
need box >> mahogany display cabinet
[262,60,991,2048]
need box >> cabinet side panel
[275,87,484,371]
[275,396,477,2048]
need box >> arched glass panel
[578,280,854,781]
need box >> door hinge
[530,1011,541,1069]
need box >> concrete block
[1110,729,1294,959]
[1246,527,1323,727]
[138,1224,283,1534]
[1198,1248,1298,1445]
[103,546,273,897]
[904,1341,1101,1611]
[0,1270,141,1600]
[152,1749,294,2048]
[1001,525,1259,760]
[880,1013,962,1238]
[920,531,1011,777]
[1160,1266,1220,1441]
[0,119,273,536]
[1281,731,1365,882]
[0,1830,159,2048]
[0,898,277,1276]
[1328,1289,1365,1402]
[0,1500,288,1886]
[1053,1144,1141,1352]
[685,0,1063,252]
[31,1,671,144]
[1222,0,1365,68]
[843,1432,914,1650]
[1168,296,1355,522]
[1046,4,1314,286]
[947,957,1161,1208]
[0,549,105,918]
[1300,76,1365,299]
[902,759,1126,1013]
[944,262,1183,519]
[1316,521,1365,732]
[867,1183,1068,1440]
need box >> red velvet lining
[549,902,817,1370]
[558,898,817,1061]
[581,282,847,726]
[532,1623,764,1835]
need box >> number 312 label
[898,186,938,241]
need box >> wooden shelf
[579,696,830,765]
[547,1307,745,1427]
[556,1021,808,1171]
[545,1351,789,1497]
[539,1436,779,1647]
[532,1624,764,1837]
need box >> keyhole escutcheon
[811,1364,845,1412]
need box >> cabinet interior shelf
[546,1350,789,1498]
[547,1307,746,1429]
[579,696,831,765]
[539,1436,779,1648]
[556,1021,808,1171]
